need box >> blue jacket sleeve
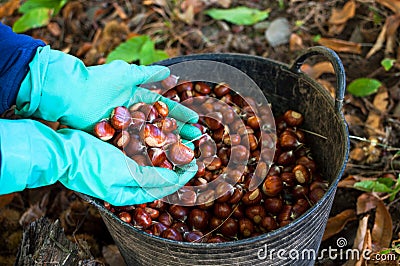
[0,23,45,114]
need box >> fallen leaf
[385,14,400,55]
[112,3,128,20]
[371,195,393,250]
[376,0,400,14]
[181,0,206,15]
[211,0,231,8]
[329,0,356,25]
[317,37,362,54]
[355,229,372,266]
[322,209,357,241]
[175,4,195,25]
[300,61,334,79]
[143,0,168,7]
[46,22,61,37]
[350,147,366,162]
[328,0,356,35]
[0,193,15,208]
[356,193,393,251]
[354,215,370,251]
[357,193,379,214]
[366,87,389,136]
[289,33,304,51]
[0,0,20,19]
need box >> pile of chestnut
[92,76,329,243]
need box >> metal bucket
[82,46,349,265]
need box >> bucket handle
[289,46,346,113]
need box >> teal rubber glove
[15,45,200,139]
[0,119,197,206]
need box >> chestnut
[207,235,227,243]
[239,218,254,237]
[147,148,167,167]
[188,209,208,230]
[144,207,160,219]
[161,228,183,241]
[154,101,169,117]
[133,207,152,229]
[171,221,190,236]
[153,117,177,133]
[245,205,267,224]
[264,197,283,215]
[166,142,195,165]
[292,164,311,184]
[242,188,262,205]
[130,111,146,130]
[94,120,115,141]
[169,205,189,221]
[219,217,238,238]
[213,82,230,97]
[118,212,132,223]
[111,106,131,130]
[195,82,211,95]
[283,110,304,127]
[158,212,173,227]
[176,81,193,93]
[151,222,168,236]
[215,182,234,203]
[230,145,250,164]
[260,216,278,231]
[185,231,204,242]
[262,175,283,197]
[140,124,166,147]
[213,202,232,219]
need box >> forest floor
[0,0,400,265]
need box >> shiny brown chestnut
[111,106,131,130]
[94,120,115,141]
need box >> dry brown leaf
[322,209,357,241]
[328,1,356,35]
[371,196,393,250]
[0,193,15,208]
[354,215,370,251]
[376,0,400,14]
[366,87,389,136]
[0,0,20,19]
[329,0,356,25]
[356,193,393,251]
[112,3,128,20]
[344,215,370,266]
[181,0,205,15]
[350,147,367,162]
[385,14,400,55]
[357,193,378,214]
[344,114,364,127]
[175,4,195,25]
[289,33,304,51]
[143,0,168,7]
[318,37,362,54]
[355,229,372,266]
[211,0,231,8]
[301,61,335,79]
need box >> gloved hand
[0,119,197,206]
[15,45,199,137]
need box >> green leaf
[139,40,168,65]
[347,78,381,97]
[381,58,395,71]
[19,0,68,14]
[205,7,269,26]
[106,35,168,65]
[389,175,400,201]
[13,8,51,33]
[377,177,395,187]
[353,180,376,192]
